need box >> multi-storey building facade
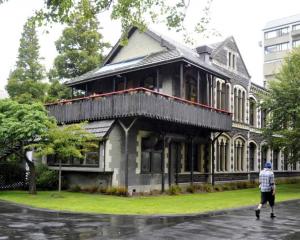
[263,14,300,86]
[46,27,300,193]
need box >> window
[249,98,257,127]
[228,51,236,69]
[47,142,103,167]
[283,150,288,171]
[73,88,86,98]
[141,137,162,173]
[114,77,126,91]
[185,76,197,102]
[292,24,300,31]
[265,42,289,55]
[264,30,277,39]
[216,136,229,172]
[261,145,268,170]
[234,138,245,171]
[264,27,289,39]
[261,108,267,128]
[273,149,279,171]
[233,87,246,123]
[249,143,256,171]
[293,40,300,48]
[185,142,200,172]
[234,88,238,121]
[143,76,156,90]
[232,54,236,69]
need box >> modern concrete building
[263,14,300,86]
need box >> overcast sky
[0,0,299,97]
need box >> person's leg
[270,193,275,218]
[256,192,266,219]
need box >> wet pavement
[0,200,299,240]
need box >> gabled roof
[66,27,230,86]
[208,36,251,79]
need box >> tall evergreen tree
[10,17,44,82]
[6,17,47,103]
[54,0,110,79]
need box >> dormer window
[228,51,236,70]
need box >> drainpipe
[161,134,166,193]
[190,137,194,185]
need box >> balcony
[46,88,232,132]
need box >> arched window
[261,145,268,170]
[283,149,288,171]
[238,90,242,122]
[234,138,246,172]
[225,84,230,111]
[261,108,267,128]
[233,86,246,123]
[234,88,238,120]
[249,142,257,171]
[273,148,279,170]
[217,81,221,109]
[242,91,245,122]
[216,136,230,172]
[249,97,257,127]
[221,83,226,110]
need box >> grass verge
[0,183,299,215]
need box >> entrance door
[170,142,181,185]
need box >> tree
[54,0,110,79]
[262,47,300,165]
[0,99,54,194]
[46,69,72,102]
[32,123,96,192]
[6,79,48,104]
[0,0,214,44]
[0,99,96,194]
[6,17,47,103]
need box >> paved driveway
[0,199,299,239]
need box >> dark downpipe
[161,134,166,193]
[190,137,194,185]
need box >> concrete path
[0,199,299,239]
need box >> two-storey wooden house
[46,27,300,193]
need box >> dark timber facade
[45,28,300,193]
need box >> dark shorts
[261,191,275,206]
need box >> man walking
[255,162,276,219]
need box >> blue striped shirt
[259,169,275,192]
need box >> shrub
[214,184,224,192]
[201,183,214,192]
[36,163,58,190]
[149,189,161,196]
[106,187,117,195]
[168,185,181,195]
[236,181,247,189]
[116,187,128,196]
[98,187,107,194]
[69,185,81,192]
[186,184,197,193]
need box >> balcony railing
[46,88,232,131]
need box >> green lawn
[0,184,299,215]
